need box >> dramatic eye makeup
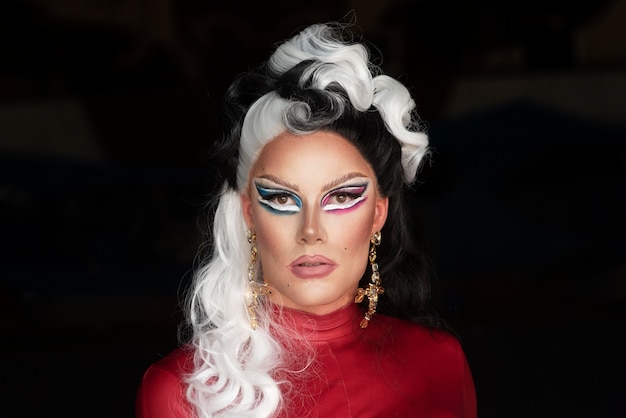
[321,183,369,212]
[255,182,302,215]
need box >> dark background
[1,1,625,417]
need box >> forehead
[250,131,377,187]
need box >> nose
[298,205,327,244]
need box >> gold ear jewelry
[246,229,268,330]
[354,231,384,328]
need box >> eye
[334,194,348,204]
[255,183,302,215]
[328,192,355,205]
[270,193,296,206]
[322,184,368,212]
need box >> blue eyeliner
[255,183,302,215]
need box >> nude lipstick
[288,255,337,279]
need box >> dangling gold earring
[354,231,384,328]
[246,229,268,330]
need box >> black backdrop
[2,1,625,416]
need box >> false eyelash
[255,184,302,214]
[321,184,368,211]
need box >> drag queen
[136,22,477,418]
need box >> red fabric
[135,346,194,418]
[136,304,477,417]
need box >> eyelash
[256,185,302,214]
[255,182,368,214]
[321,185,367,211]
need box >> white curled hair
[185,23,428,418]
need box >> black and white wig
[185,23,431,417]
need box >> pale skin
[241,130,388,316]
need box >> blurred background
[1,0,625,416]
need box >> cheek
[327,209,376,250]
[250,207,295,260]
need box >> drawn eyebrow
[256,174,300,192]
[321,172,369,193]
[255,172,370,194]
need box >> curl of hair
[185,22,435,417]
[185,188,282,417]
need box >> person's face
[242,131,388,316]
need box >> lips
[288,255,337,279]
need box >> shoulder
[370,314,466,362]
[149,346,194,376]
[373,314,458,342]
[136,347,194,418]
[369,314,476,413]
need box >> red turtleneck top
[136,304,477,417]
